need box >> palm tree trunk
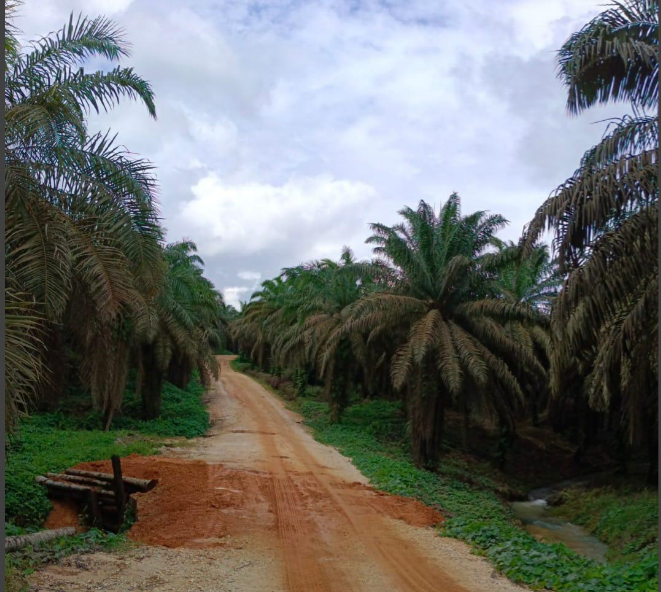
[411,370,445,469]
[529,383,540,428]
[36,326,70,412]
[135,348,144,398]
[461,396,469,450]
[141,345,163,420]
[167,357,192,389]
[647,423,658,486]
[329,368,349,423]
[103,406,115,431]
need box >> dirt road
[31,356,524,592]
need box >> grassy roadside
[550,486,658,563]
[5,374,209,591]
[232,360,658,592]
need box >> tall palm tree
[232,276,298,370]
[275,247,375,421]
[4,9,161,429]
[525,0,658,477]
[492,241,561,427]
[344,195,543,467]
[138,241,228,419]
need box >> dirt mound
[370,491,444,528]
[44,499,84,531]
[70,455,275,548]
[332,482,444,527]
[46,455,442,548]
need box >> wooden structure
[35,455,157,533]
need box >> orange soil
[62,455,442,548]
[44,498,84,531]
[44,357,481,592]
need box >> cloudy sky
[17,0,623,308]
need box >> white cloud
[237,271,261,281]
[16,0,614,300]
[222,286,250,310]
[179,174,377,258]
[86,0,135,14]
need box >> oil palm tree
[5,9,161,429]
[344,195,544,467]
[138,241,228,419]
[275,247,375,421]
[492,241,561,427]
[525,0,658,477]
[232,276,298,370]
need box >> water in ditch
[511,479,609,562]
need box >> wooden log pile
[34,455,157,533]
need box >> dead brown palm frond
[434,319,463,394]
[408,309,442,364]
[447,321,488,386]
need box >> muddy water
[511,481,609,562]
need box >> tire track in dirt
[260,417,356,592]
[228,360,467,592]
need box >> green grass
[42,376,209,438]
[5,374,209,528]
[282,393,658,592]
[551,486,658,563]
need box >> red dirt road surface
[34,356,525,592]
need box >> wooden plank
[111,455,126,527]
[64,469,158,492]
[86,489,102,528]
[34,476,115,501]
[45,472,112,490]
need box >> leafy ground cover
[5,523,133,592]
[43,377,209,438]
[234,362,657,592]
[551,486,658,563]
[6,374,208,528]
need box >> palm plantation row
[233,0,658,477]
[233,199,561,467]
[5,6,234,431]
[3,0,657,478]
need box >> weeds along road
[32,356,525,592]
